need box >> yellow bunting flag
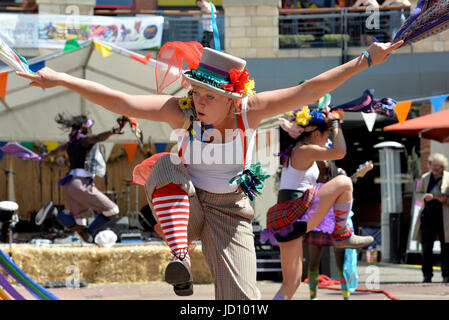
[0,72,7,101]
[124,143,138,164]
[43,141,58,162]
[43,141,58,152]
[394,100,412,124]
[93,41,113,58]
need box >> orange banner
[394,100,412,124]
[0,72,7,101]
[124,143,138,164]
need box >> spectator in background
[22,0,38,13]
[351,0,381,46]
[351,0,379,7]
[381,0,411,41]
[196,0,217,49]
[413,153,449,283]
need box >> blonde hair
[429,153,449,171]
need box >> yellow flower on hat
[293,106,312,126]
[178,96,192,110]
[243,79,256,96]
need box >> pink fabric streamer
[0,142,41,160]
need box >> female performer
[17,40,401,299]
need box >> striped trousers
[143,153,261,300]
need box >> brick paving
[11,261,449,301]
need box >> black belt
[277,189,304,203]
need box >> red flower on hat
[221,69,251,94]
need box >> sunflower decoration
[244,79,256,96]
[288,106,312,126]
[178,96,192,110]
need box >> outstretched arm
[42,143,68,161]
[82,126,122,146]
[16,68,185,129]
[247,41,403,126]
[291,119,347,170]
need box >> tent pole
[81,42,95,115]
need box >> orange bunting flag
[0,72,7,101]
[124,143,138,164]
[130,52,154,65]
[394,100,412,124]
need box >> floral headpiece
[182,47,256,98]
[287,106,326,127]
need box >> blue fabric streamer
[210,1,221,51]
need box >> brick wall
[222,0,281,58]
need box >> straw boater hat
[181,47,252,99]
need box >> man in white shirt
[196,0,217,49]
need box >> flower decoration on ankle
[178,96,192,110]
[221,69,255,96]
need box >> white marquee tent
[0,41,187,144]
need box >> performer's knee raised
[103,205,119,217]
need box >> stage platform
[0,242,212,285]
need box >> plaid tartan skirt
[266,186,316,231]
[261,184,322,246]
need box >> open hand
[367,40,404,66]
[16,67,65,89]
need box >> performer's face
[312,128,330,147]
[191,86,234,126]
[80,124,91,135]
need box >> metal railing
[161,15,225,49]
[279,8,410,49]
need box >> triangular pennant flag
[43,141,58,162]
[361,112,377,132]
[93,41,113,58]
[29,60,45,73]
[124,143,138,164]
[130,52,154,65]
[154,142,168,154]
[394,100,412,124]
[63,38,82,53]
[429,95,448,113]
[43,141,58,152]
[101,142,115,161]
[0,72,7,101]
[19,141,35,151]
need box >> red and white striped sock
[152,183,191,268]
